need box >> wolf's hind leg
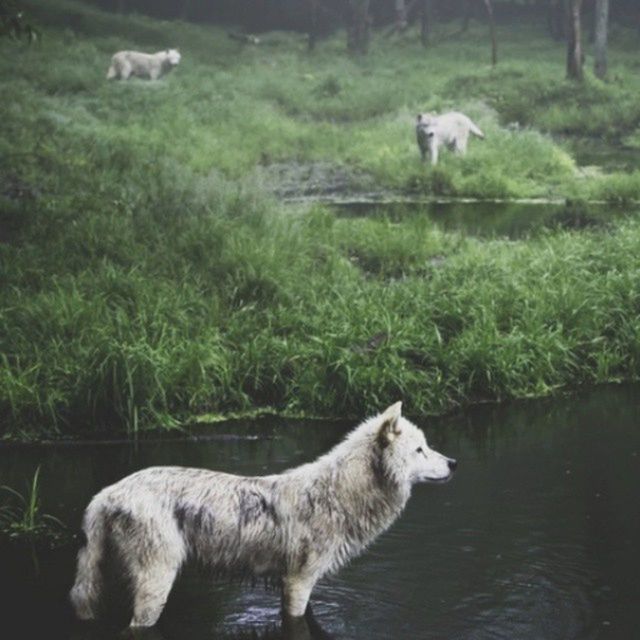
[120,62,132,80]
[129,561,180,627]
[128,521,185,628]
[455,133,469,155]
[282,575,317,618]
[70,511,107,620]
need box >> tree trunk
[180,0,191,21]
[566,0,584,80]
[482,0,497,66]
[420,0,433,47]
[461,0,472,32]
[548,0,570,40]
[347,0,371,55]
[395,0,408,32]
[308,0,319,51]
[593,0,609,79]
[547,0,564,40]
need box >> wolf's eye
[416,447,424,454]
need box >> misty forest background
[2,0,640,440]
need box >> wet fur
[70,403,456,627]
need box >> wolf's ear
[377,401,402,447]
[417,114,422,122]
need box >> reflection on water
[331,200,634,239]
[561,136,640,174]
[66,608,334,640]
[1,385,639,639]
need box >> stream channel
[1,384,638,639]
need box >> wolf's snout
[447,458,458,472]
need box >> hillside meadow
[2,1,640,438]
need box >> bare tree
[180,0,191,21]
[548,0,566,40]
[593,0,609,79]
[419,0,433,47]
[461,0,473,32]
[457,1,496,65]
[395,0,408,32]
[308,0,319,51]
[482,0,497,66]
[566,0,584,80]
[347,0,371,55]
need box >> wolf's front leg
[429,139,439,166]
[282,574,317,618]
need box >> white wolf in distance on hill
[416,111,485,165]
[70,401,457,627]
[106,49,181,80]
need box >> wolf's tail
[69,504,106,620]
[469,120,485,139]
[106,64,117,80]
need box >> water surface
[1,385,639,639]
[331,200,634,239]
[561,137,640,174]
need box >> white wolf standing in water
[70,402,456,627]
[106,49,181,80]
[416,111,485,165]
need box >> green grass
[3,165,640,436]
[0,467,67,541]
[2,1,640,438]
[3,1,640,200]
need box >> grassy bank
[3,162,640,437]
[4,0,640,200]
[2,1,640,438]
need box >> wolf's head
[376,401,456,485]
[416,113,437,138]
[165,49,181,66]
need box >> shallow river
[1,385,639,639]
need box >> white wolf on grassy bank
[416,111,485,165]
[106,49,181,80]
